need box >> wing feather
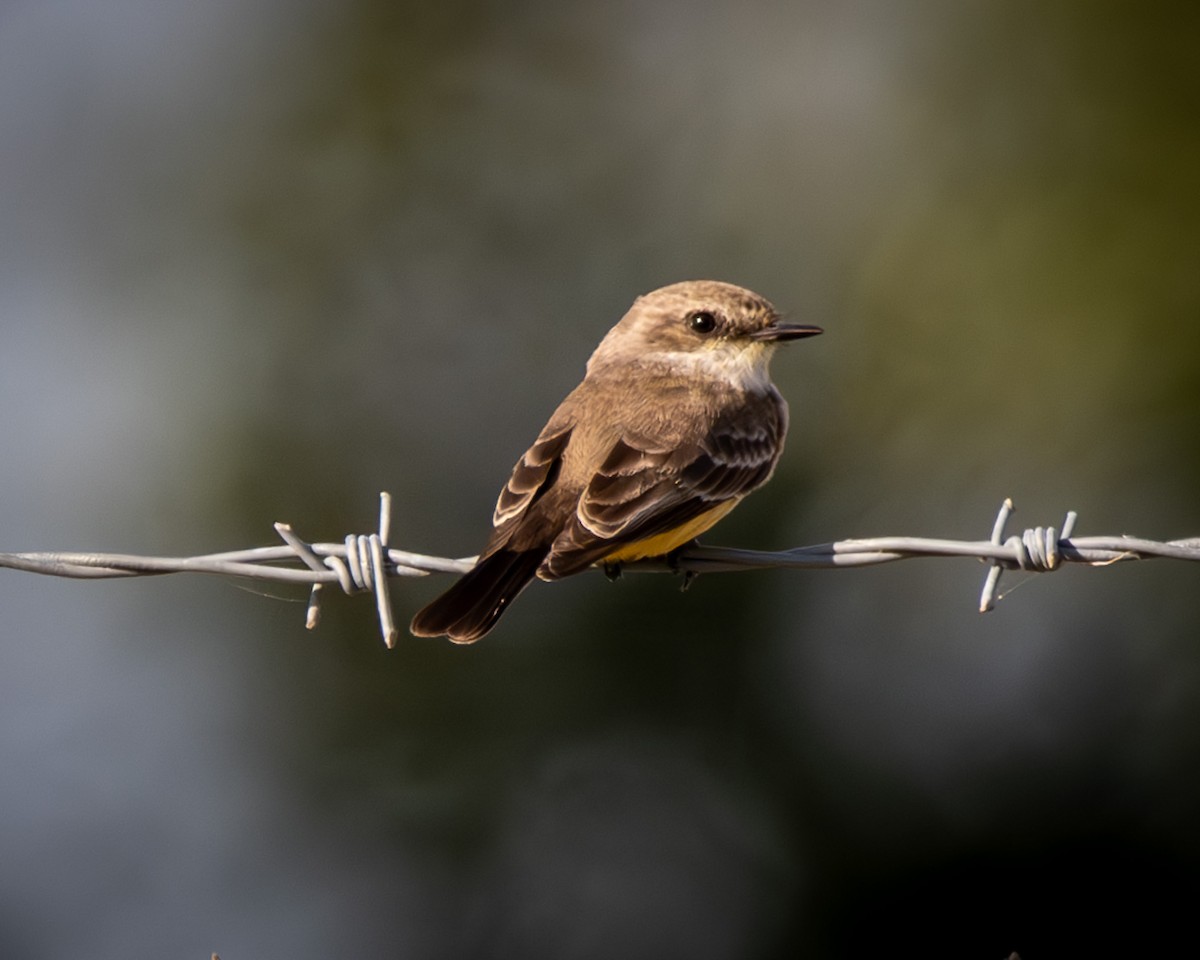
[492,425,572,529]
[541,391,787,578]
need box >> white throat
[655,342,775,393]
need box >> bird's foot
[666,540,701,592]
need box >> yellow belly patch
[601,499,741,563]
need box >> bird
[409,280,822,643]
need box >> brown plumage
[409,280,822,643]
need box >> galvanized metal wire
[2,494,1196,646]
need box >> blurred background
[1,0,1198,956]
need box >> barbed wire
[2,494,1197,647]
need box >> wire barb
[2,494,1197,646]
[272,494,402,646]
[977,501,1078,612]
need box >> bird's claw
[667,539,701,591]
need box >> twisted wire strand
[2,495,1197,646]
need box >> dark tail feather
[409,548,547,643]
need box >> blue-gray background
[2,1,1197,957]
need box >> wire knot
[273,494,401,648]
[1003,525,1062,573]
[324,534,388,594]
[979,500,1077,612]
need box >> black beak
[751,322,824,342]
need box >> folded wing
[541,394,786,578]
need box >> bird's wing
[490,424,573,531]
[541,396,785,577]
[413,422,574,643]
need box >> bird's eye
[687,311,718,335]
